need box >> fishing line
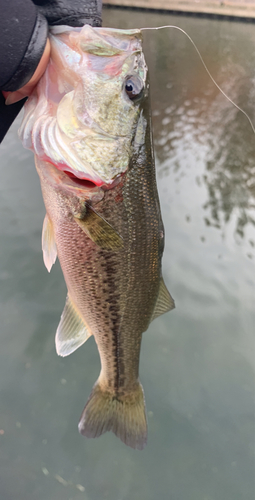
[140,25,255,136]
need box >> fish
[19,24,175,450]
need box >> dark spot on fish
[114,192,123,203]
[109,305,117,311]
[118,378,125,387]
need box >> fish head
[19,25,148,187]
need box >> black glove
[0,1,48,92]
[33,0,102,27]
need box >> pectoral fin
[150,278,175,323]
[74,206,123,250]
[42,214,57,272]
[56,294,92,357]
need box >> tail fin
[78,380,147,450]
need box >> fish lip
[63,170,100,189]
[43,156,119,188]
[63,169,123,191]
[52,160,105,187]
[45,158,123,191]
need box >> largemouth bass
[19,25,175,450]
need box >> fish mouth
[54,164,122,191]
[42,157,104,189]
[52,158,105,187]
[63,170,98,189]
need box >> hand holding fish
[0,0,102,142]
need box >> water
[0,8,254,500]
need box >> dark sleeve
[0,0,48,143]
[0,93,27,143]
[0,0,48,91]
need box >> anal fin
[56,294,92,357]
[150,278,175,323]
[42,213,57,272]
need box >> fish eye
[124,75,144,101]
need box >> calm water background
[0,8,254,500]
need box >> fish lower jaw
[43,156,122,189]
[40,156,104,187]
[56,162,104,187]
[63,170,100,188]
[63,169,123,191]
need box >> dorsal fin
[56,294,92,357]
[150,278,175,323]
[42,213,57,272]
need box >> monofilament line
[141,25,255,137]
